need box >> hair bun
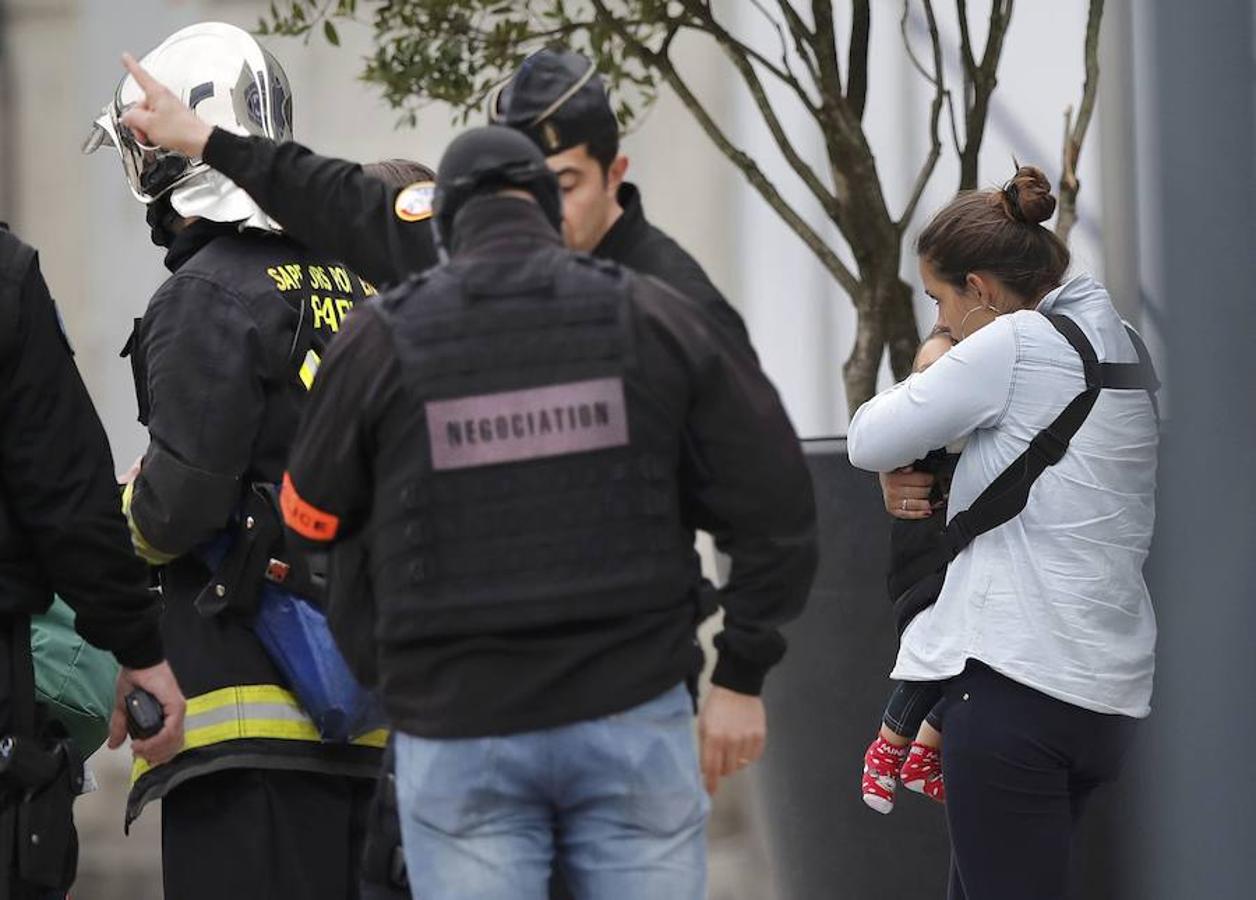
[1001,165,1056,225]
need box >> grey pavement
[70,748,776,900]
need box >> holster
[2,615,82,894]
[194,482,326,620]
[359,741,409,895]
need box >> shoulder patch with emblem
[394,181,436,223]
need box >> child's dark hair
[916,165,1070,303]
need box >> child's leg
[902,697,948,803]
[882,681,944,743]
[915,719,942,749]
[864,681,942,814]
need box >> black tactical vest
[368,249,702,640]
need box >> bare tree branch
[956,0,1015,189]
[898,0,947,232]
[748,0,820,92]
[681,2,822,113]
[899,0,962,157]
[956,0,977,76]
[848,0,871,119]
[774,0,820,86]
[1056,0,1104,241]
[811,0,843,98]
[679,2,837,220]
[591,0,859,294]
[807,0,867,201]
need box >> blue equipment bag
[252,583,385,742]
[195,484,385,743]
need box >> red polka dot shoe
[861,735,909,814]
[900,741,945,804]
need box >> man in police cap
[488,46,749,344]
[89,27,385,900]
[279,125,816,900]
[0,223,185,898]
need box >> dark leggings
[883,679,948,738]
[942,661,1137,900]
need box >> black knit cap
[432,125,563,250]
[489,47,619,155]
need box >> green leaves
[255,0,678,129]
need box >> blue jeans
[394,683,708,900]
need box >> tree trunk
[882,277,920,381]
[842,288,884,418]
[842,269,919,417]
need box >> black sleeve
[0,245,163,669]
[282,305,398,547]
[653,252,755,356]
[620,226,756,356]
[635,277,817,696]
[202,129,439,287]
[128,274,266,559]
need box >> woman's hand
[880,468,936,520]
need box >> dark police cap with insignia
[489,47,619,156]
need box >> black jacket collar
[449,195,564,260]
[593,182,647,262]
[163,220,238,272]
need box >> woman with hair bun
[848,166,1159,899]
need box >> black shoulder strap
[894,313,1154,590]
[938,314,1102,557]
[1115,323,1161,422]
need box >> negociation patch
[426,377,629,471]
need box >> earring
[957,304,999,340]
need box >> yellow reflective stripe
[121,480,176,565]
[356,729,389,748]
[185,684,304,717]
[298,348,321,390]
[130,684,387,782]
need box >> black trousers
[162,768,373,900]
[942,661,1137,900]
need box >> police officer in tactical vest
[0,224,185,899]
[86,24,383,899]
[279,126,817,900]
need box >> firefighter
[85,23,382,899]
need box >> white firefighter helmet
[83,22,293,231]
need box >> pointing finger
[121,52,163,98]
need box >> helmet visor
[106,102,197,203]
